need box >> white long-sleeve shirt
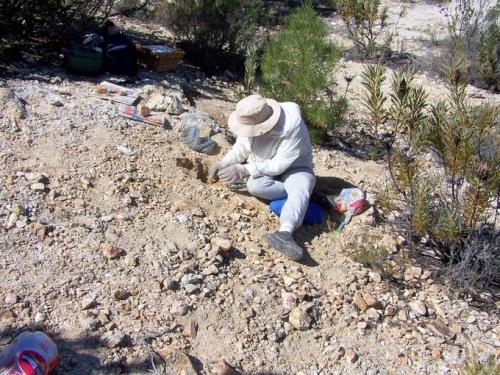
[221,102,314,178]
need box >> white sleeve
[221,137,251,167]
[245,127,301,178]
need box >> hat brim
[228,99,282,138]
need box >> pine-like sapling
[360,64,387,134]
[260,1,344,138]
[360,59,499,291]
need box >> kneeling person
[209,95,315,261]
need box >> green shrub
[333,0,389,58]
[160,0,261,73]
[362,60,499,292]
[260,1,345,140]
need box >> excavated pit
[175,157,210,183]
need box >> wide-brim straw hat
[228,94,282,137]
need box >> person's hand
[218,164,249,185]
[208,161,224,183]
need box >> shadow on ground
[322,127,388,163]
[296,175,361,266]
[0,327,113,374]
[0,326,285,375]
[0,326,221,374]
[245,175,361,267]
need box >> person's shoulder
[280,102,301,114]
[279,102,303,133]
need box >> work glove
[208,161,225,183]
[218,164,249,185]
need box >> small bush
[447,229,499,292]
[351,236,390,271]
[375,182,397,216]
[244,43,259,93]
[260,1,346,140]
[478,11,500,90]
[447,0,490,43]
[445,0,499,91]
[333,0,390,58]
[347,233,405,279]
[462,352,500,375]
[160,0,261,73]
[361,60,500,292]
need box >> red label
[17,351,47,375]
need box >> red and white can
[0,332,59,375]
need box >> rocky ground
[1,1,499,374]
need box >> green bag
[65,43,104,75]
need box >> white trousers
[246,168,316,233]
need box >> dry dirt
[0,1,499,374]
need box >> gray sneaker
[265,231,304,261]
